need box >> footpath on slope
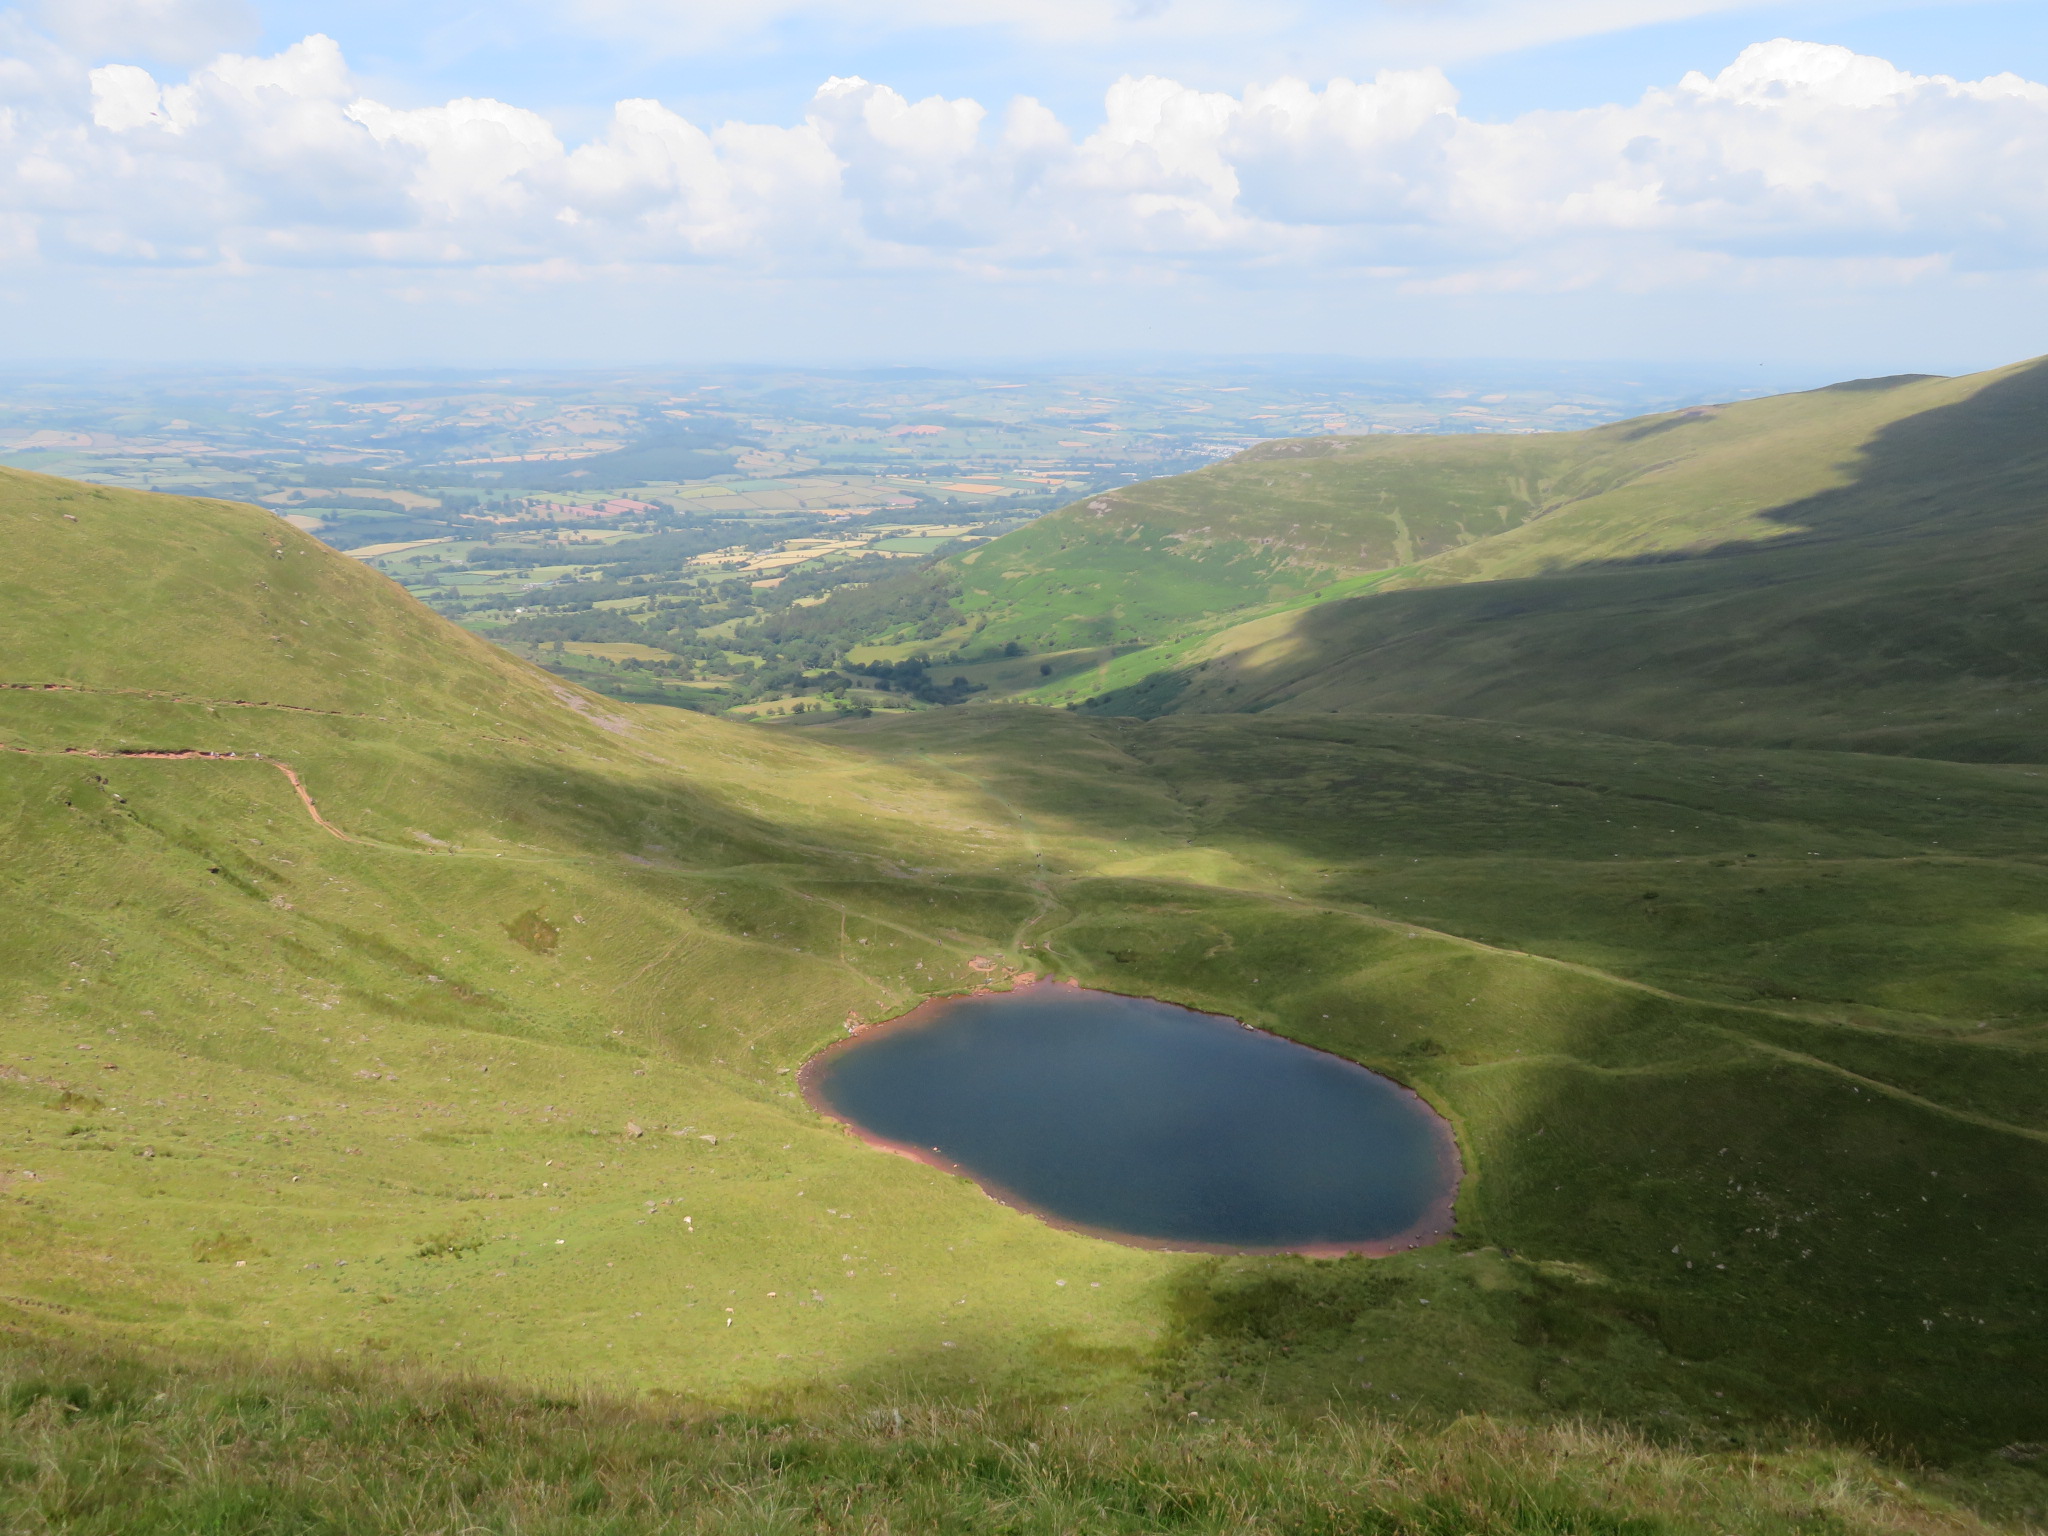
[1,743,354,841]
[15,710,2040,1152]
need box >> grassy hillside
[796,357,2048,762]
[1063,360,2048,758]
[3,466,2047,1528]
[801,364,1983,669]
[1,466,1174,1403]
[3,1333,2024,1536]
[837,710,2048,1455]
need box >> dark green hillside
[803,363,2018,672]
[4,468,2048,1530]
[840,707,2048,1457]
[830,425,1628,654]
[1074,360,2048,757]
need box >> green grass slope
[810,363,1990,671]
[3,468,2047,1529]
[837,709,2048,1460]
[0,467,1181,1402]
[1074,360,2048,757]
[4,1334,2022,1536]
[2,471,572,726]
[801,393,1680,659]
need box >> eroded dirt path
[1,743,354,841]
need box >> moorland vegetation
[1,362,2045,1532]
[818,358,2048,764]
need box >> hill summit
[811,357,2048,760]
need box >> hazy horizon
[0,0,2042,375]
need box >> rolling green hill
[820,365,1962,652]
[1068,360,2048,757]
[806,358,2048,763]
[3,465,2047,1531]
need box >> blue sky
[222,0,2048,124]
[4,0,2045,372]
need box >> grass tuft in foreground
[0,1336,2021,1535]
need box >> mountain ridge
[806,362,2011,676]
[1068,356,2048,758]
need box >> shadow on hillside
[440,498,2048,1464]
[432,714,2048,1460]
[444,741,1048,964]
[1635,357,2048,552]
[1078,358,2048,757]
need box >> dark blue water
[807,987,1457,1251]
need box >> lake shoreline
[797,982,1464,1259]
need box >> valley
[0,362,1787,720]
[2,360,2046,1533]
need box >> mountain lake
[801,984,1461,1253]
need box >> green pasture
[833,709,2048,1449]
[851,363,1969,675]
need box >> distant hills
[825,358,2048,760]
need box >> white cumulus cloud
[2,35,2042,286]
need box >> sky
[2,0,2045,373]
